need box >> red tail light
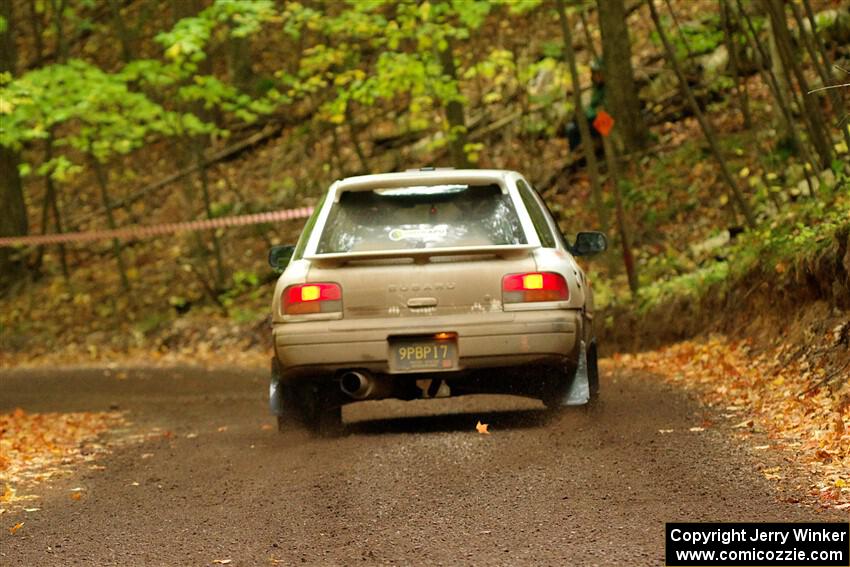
[283,283,342,315]
[502,272,569,303]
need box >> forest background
[0,0,848,365]
[2,0,850,509]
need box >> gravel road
[0,366,841,566]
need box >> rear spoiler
[304,244,536,266]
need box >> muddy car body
[268,169,606,433]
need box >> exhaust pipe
[340,370,391,400]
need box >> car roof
[332,169,520,193]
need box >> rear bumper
[273,309,582,379]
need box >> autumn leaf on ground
[0,484,14,502]
[476,421,490,435]
[8,521,24,535]
[0,409,124,510]
[608,334,850,509]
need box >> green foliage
[630,199,850,314]
[279,0,505,136]
[219,270,262,311]
[650,14,724,59]
[636,261,729,313]
[156,0,276,62]
[0,60,194,172]
[135,311,172,336]
[0,0,288,188]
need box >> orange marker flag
[593,109,615,137]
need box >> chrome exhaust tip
[340,370,372,399]
[340,370,394,400]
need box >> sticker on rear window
[388,226,449,241]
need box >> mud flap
[561,340,590,406]
[270,358,283,416]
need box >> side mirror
[268,245,295,272]
[572,231,608,257]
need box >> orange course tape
[0,207,314,247]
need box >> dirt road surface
[0,367,842,566]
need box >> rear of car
[270,170,601,433]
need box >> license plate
[390,336,458,372]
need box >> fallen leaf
[212,560,232,565]
[8,522,23,535]
[70,492,82,501]
[261,424,273,431]
[475,421,490,435]
[0,485,13,503]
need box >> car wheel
[300,381,345,437]
[540,362,574,411]
[587,340,600,402]
[276,380,302,432]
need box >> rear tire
[540,362,574,411]
[276,380,302,432]
[275,378,344,436]
[587,340,600,403]
[300,381,345,437]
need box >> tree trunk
[49,0,69,62]
[107,0,136,63]
[557,0,609,233]
[798,0,850,152]
[174,140,219,295]
[663,0,693,58]
[0,0,29,289]
[647,0,756,228]
[601,135,638,294]
[346,107,372,174]
[170,0,201,24]
[91,157,131,293]
[597,0,648,152]
[720,0,752,128]
[192,141,227,293]
[34,134,69,279]
[48,181,70,280]
[578,8,599,60]
[26,0,44,65]
[437,42,472,169]
[330,126,350,178]
[227,35,253,94]
[763,0,833,169]
[736,0,820,186]
[766,5,793,145]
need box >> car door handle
[407,297,438,308]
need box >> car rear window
[316,183,527,254]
